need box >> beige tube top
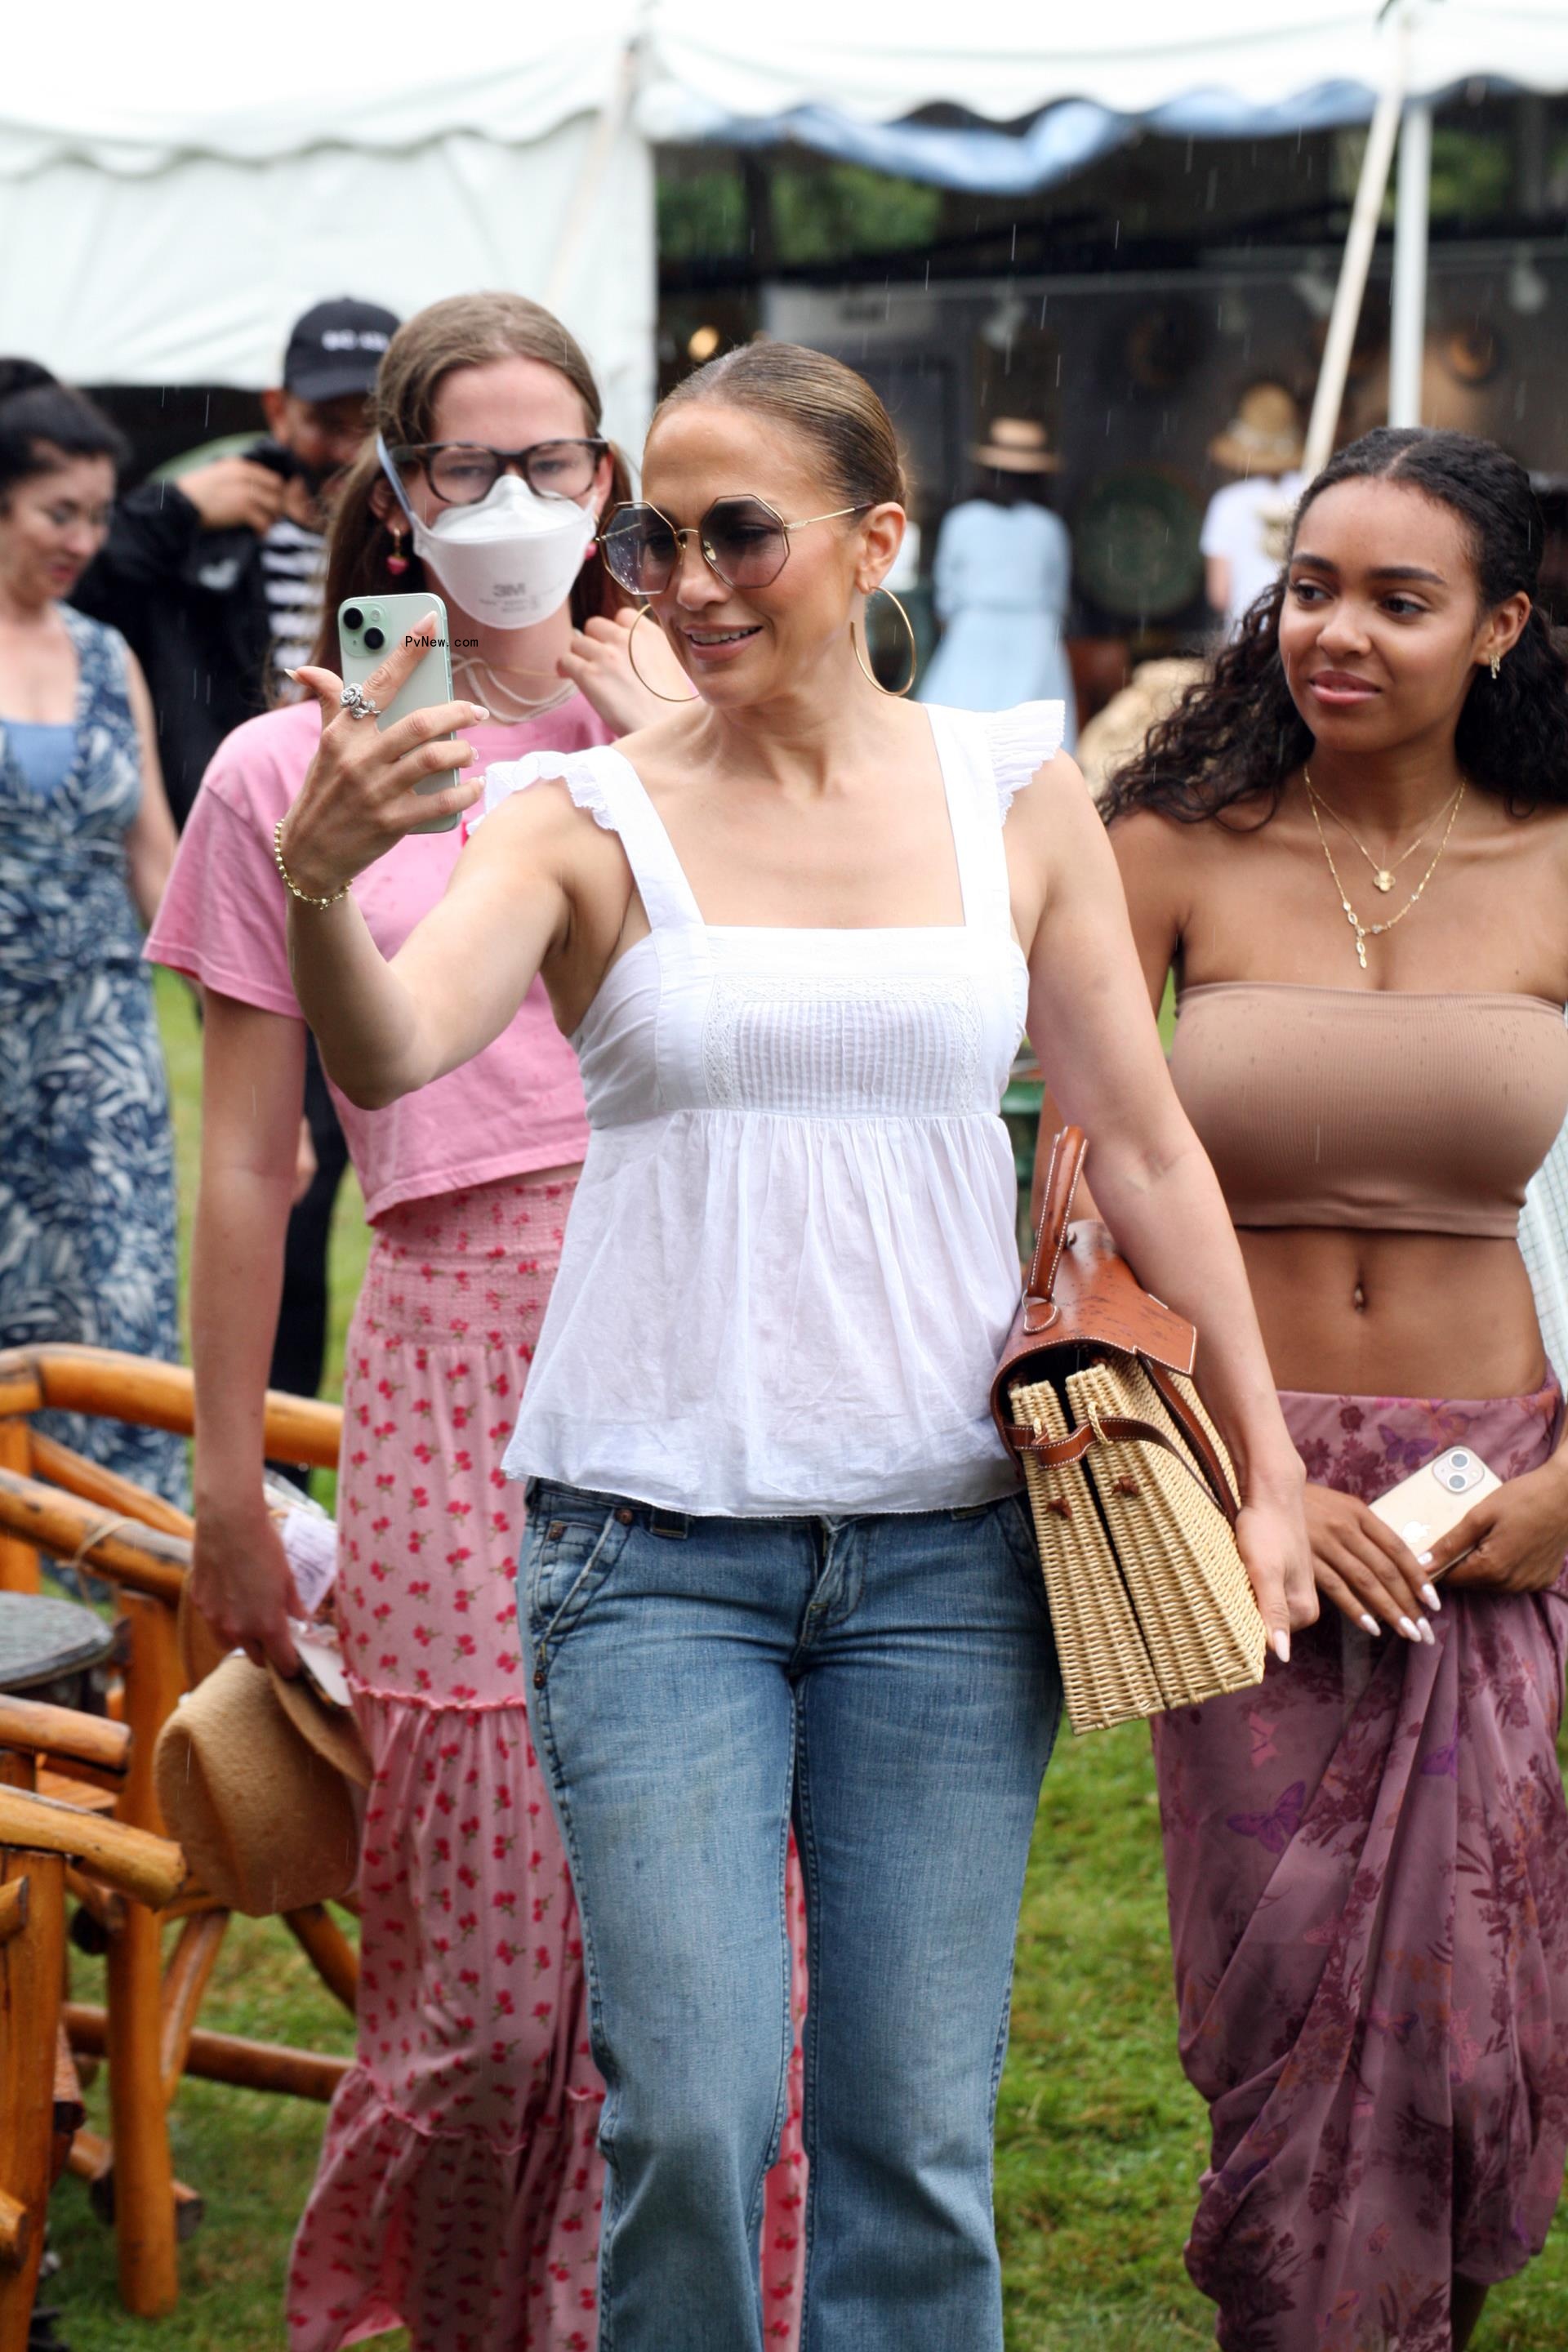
[1168,984,1568,1236]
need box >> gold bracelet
[273,817,350,910]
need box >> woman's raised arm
[278,631,573,1108]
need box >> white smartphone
[1369,1444,1503,1575]
[338,589,460,835]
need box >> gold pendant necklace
[1303,767,1463,893]
[1306,775,1467,969]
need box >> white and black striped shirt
[259,515,326,693]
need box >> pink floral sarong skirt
[286,1174,808,2352]
[1152,1383,1568,2352]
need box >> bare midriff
[1239,1227,1547,1399]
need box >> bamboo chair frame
[0,1345,354,2318]
[0,1703,184,2352]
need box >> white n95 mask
[378,437,599,630]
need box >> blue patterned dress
[0,608,185,1501]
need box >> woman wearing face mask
[145,295,809,2352]
[270,341,1312,2350]
[0,362,184,1501]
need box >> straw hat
[155,1637,370,1917]
[1209,382,1303,475]
[971,416,1062,474]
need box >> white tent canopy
[0,3,653,447]
[3,1,1568,453]
[639,1,1568,129]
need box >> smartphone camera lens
[364,626,385,651]
[1451,1452,1469,1468]
[342,606,364,631]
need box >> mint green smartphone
[338,590,460,836]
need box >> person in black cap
[74,296,399,1448]
[73,295,399,826]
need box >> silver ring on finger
[341,683,380,720]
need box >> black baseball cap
[283,297,400,403]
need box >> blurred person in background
[916,416,1078,744]
[77,296,399,1445]
[0,361,183,1499]
[147,292,808,2352]
[1200,380,1306,637]
[74,295,399,822]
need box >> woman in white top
[271,343,1314,2350]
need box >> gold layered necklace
[1303,771,1463,894]
[1303,765,1467,971]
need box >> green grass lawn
[46,973,1568,2348]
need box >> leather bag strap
[1025,1125,1088,1307]
[1143,1361,1240,1525]
[1013,1405,1237,1526]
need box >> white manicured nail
[1358,1613,1381,1637]
[1420,1583,1441,1612]
[1271,1628,1291,1665]
[1417,1550,1433,1566]
[1417,1619,1436,1646]
[1397,1616,1420,1642]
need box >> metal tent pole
[1388,97,1433,425]
[1300,9,1410,480]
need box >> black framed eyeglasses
[599,496,868,596]
[389,439,608,505]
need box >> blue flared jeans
[519,1481,1062,2350]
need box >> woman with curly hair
[1095,428,1568,2352]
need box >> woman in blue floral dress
[0,365,184,1499]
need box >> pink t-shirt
[145,695,610,1220]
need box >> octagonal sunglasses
[599,495,870,597]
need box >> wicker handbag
[991,1127,1267,1735]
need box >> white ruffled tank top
[480,699,1064,1517]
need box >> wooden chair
[0,1695,183,2352]
[0,1345,358,2318]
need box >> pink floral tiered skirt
[286,1174,808,2352]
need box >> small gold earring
[850,586,918,698]
[1490,652,1502,681]
[626,604,699,704]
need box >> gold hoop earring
[850,586,918,698]
[1490,652,1502,681]
[626,603,698,704]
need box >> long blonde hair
[310,292,630,665]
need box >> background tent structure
[2,0,1566,452]
[0,4,654,448]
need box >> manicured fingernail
[283,667,299,681]
[1420,1583,1441,1612]
[468,703,490,721]
[1417,1619,1436,1646]
[1271,1628,1290,1665]
[1417,1550,1433,1566]
[1397,1615,1420,1642]
[1358,1613,1381,1637]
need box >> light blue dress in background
[917,500,1078,746]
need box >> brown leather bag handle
[1016,1401,1239,1529]
[1024,1125,1088,1307]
